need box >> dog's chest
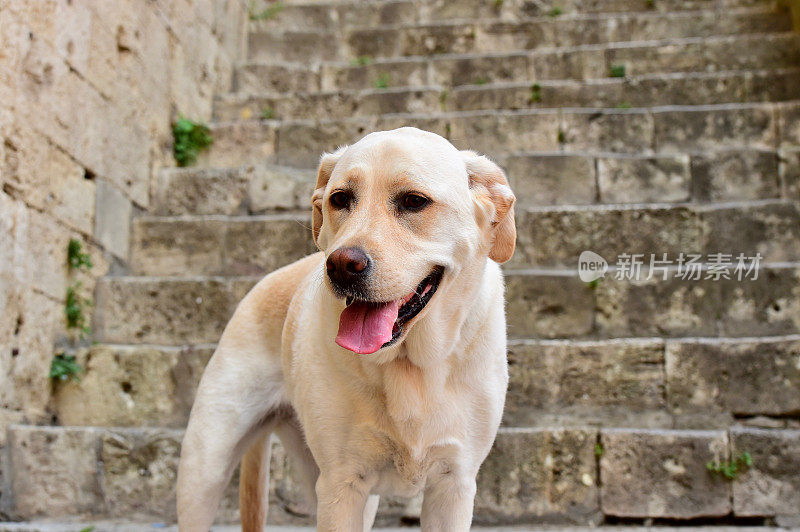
[371,358,462,496]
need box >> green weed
[547,6,563,16]
[67,238,92,271]
[173,117,213,167]
[65,283,91,336]
[50,353,82,382]
[594,442,604,458]
[610,64,626,78]
[350,56,373,67]
[374,73,391,89]
[249,1,284,21]
[529,83,542,103]
[260,107,275,120]
[707,452,753,480]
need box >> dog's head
[311,127,515,355]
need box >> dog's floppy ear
[311,146,347,247]
[462,151,516,263]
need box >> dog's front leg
[315,470,375,532]
[420,471,477,532]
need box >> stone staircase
[3,0,800,528]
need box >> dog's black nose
[326,247,371,288]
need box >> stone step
[247,8,788,63]
[128,201,800,276]
[3,424,798,524]
[234,33,800,93]
[47,335,800,430]
[93,264,800,345]
[0,517,791,532]
[13,526,782,532]
[155,148,799,215]
[199,101,800,169]
[226,67,800,121]
[130,214,317,276]
[14,517,793,532]
[217,68,800,122]
[152,164,312,216]
[244,0,780,31]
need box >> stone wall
[0,0,248,485]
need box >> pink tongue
[336,300,400,355]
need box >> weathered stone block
[504,339,666,427]
[216,88,441,122]
[714,267,800,338]
[433,53,533,87]
[731,427,800,517]
[154,167,250,216]
[5,289,62,420]
[247,165,315,213]
[276,119,373,168]
[101,428,182,520]
[52,344,214,427]
[691,150,781,201]
[600,429,731,518]
[778,102,800,146]
[1,124,95,235]
[504,153,596,207]
[530,48,606,81]
[560,110,654,154]
[248,30,342,63]
[780,146,800,200]
[700,202,800,262]
[224,216,317,276]
[666,338,800,418]
[511,205,702,268]
[235,63,320,94]
[94,180,132,262]
[22,209,70,301]
[250,1,416,31]
[94,277,243,345]
[597,155,690,203]
[448,111,561,158]
[199,121,277,168]
[477,20,552,54]
[4,425,103,519]
[131,218,226,276]
[322,59,430,92]
[475,428,599,524]
[606,34,800,77]
[595,275,719,338]
[504,273,594,339]
[655,105,778,152]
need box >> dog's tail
[240,431,272,532]
[239,411,319,531]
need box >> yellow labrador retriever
[176,127,516,531]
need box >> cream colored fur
[177,127,516,531]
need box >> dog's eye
[400,193,430,212]
[329,191,352,210]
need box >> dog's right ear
[312,146,347,247]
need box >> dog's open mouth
[335,266,444,355]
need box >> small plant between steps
[707,451,753,480]
[50,238,94,382]
[49,353,82,382]
[172,117,213,167]
[374,73,391,89]
[248,0,284,21]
